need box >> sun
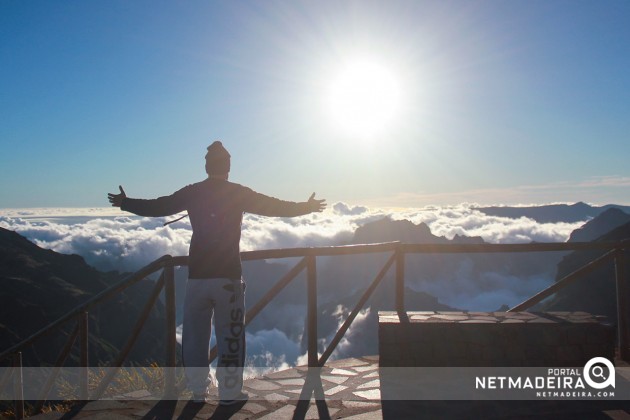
[326,58,402,139]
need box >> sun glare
[327,59,402,139]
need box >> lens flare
[327,58,402,139]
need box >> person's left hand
[108,185,127,208]
[307,193,326,213]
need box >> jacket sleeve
[242,187,311,217]
[121,186,190,217]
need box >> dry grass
[1,363,185,418]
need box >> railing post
[319,252,397,366]
[13,352,24,420]
[395,247,405,313]
[306,255,318,367]
[615,249,630,361]
[79,311,89,400]
[164,263,177,398]
[92,274,165,400]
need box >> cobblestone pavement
[25,355,630,419]
[28,356,383,419]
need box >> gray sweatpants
[182,277,246,400]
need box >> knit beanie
[206,141,231,175]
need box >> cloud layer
[1,203,587,367]
[1,203,582,272]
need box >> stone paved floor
[379,310,610,324]
[28,356,384,420]
[25,355,630,419]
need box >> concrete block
[379,311,614,368]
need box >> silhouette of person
[108,141,326,404]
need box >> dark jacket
[121,178,311,279]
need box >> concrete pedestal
[379,311,615,367]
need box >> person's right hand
[108,185,127,208]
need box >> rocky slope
[541,219,630,323]
[0,227,169,367]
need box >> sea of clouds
[0,202,582,272]
[0,203,586,368]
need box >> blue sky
[1,0,629,208]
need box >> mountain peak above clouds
[351,217,484,245]
[475,202,630,224]
[568,208,630,243]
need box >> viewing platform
[26,354,630,419]
[4,240,630,418]
[28,356,383,419]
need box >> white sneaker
[219,391,249,406]
[192,392,207,403]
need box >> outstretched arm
[107,185,188,217]
[245,189,327,217]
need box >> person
[108,141,326,405]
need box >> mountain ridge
[540,218,630,322]
[0,227,169,367]
[475,202,630,223]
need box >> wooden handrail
[91,271,166,399]
[615,249,630,360]
[508,249,618,311]
[3,239,629,415]
[319,252,397,366]
[166,240,628,266]
[0,255,172,361]
[241,241,400,260]
[3,241,629,361]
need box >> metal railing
[1,240,629,418]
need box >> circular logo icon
[583,357,615,389]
